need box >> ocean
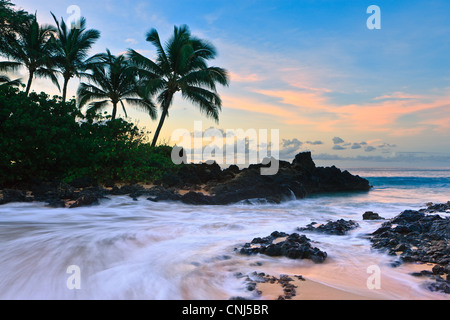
[0,168,449,300]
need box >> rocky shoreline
[231,272,306,300]
[232,203,450,296]
[1,151,448,297]
[0,152,371,207]
[369,202,450,294]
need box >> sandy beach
[253,261,438,300]
[258,277,373,300]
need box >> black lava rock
[297,219,360,235]
[0,189,28,204]
[363,211,385,220]
[180,192,216,205]
[369,203,450,294]
[237,231,327,263]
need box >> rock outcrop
[297,219,360,235]
[236,231,328,263]
[0,152,371,207]
[369,203,450,294]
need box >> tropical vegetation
[128,25,229,147]
[77,49,157,121]
[50,12,100,102]
[0,0,229,187]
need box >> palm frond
[190,37,217,60]
[86,99,110,114]
[125,97,158,120]
[179,67,229,91]
[0,61,22,72]
[127,49,163,77]
[0,74,22,87]
[77,82,109,108]
[119,100,128,118]
[145,28,170,72]
[35,67,61,91]
[181,85,221,122]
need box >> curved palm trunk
[111,102,118,120]
[62,76,70,102]
[151,106,169,147]
[25,70,34,96]
[151,91,174,147]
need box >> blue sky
[12,0,450,167]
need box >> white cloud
[125,38,139,45]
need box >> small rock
[363,211,385,220]
[46,199,66,208]
[298,219,359,235]
[238,231,327,263]
[246,282,257,291]
[180,192,215,205]
[69,194,99,208]
[0,189,27,204]
[432,265,446,275]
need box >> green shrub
[0,86,177,186]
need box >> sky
[9,0,450,168]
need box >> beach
[1,0,450,304]
[0,168,448,300]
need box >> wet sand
[258,277,376,300]
[254,262,441,300]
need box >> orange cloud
[254,89,330,111]
[223,94,293,118]
[222,94,315,126]
[229,72,264,83]
[214,40,450,137]
[250,88,450,135]
[374,92,425,100]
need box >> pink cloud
[229,72,264,83]
[234,87,450,136]
[253,89,330,111]
[374,92,425,101]
[215,40,450,138]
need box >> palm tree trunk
[62,76,70,102]
[25,70,34,96]
[151,106,169,147]
[111,102,117,120]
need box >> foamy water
[0,169,449,300]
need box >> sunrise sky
[11,0,450,168]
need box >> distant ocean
[349,168,450,209]
[0,168,448,300]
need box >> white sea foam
[0,169,448,299]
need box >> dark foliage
[0,86,177,186]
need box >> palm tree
[51,13,100,102]
[0,0,32,52]
[128,25,229,147]
[0,60,21,87]
[1,13,58,96]
[0,74,21,87]
[77,49,157,121]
